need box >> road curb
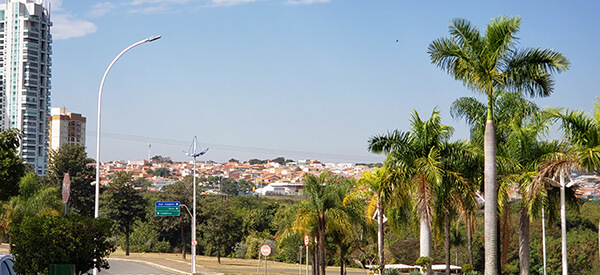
[108,257,224,275]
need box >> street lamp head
[147,35,162,42]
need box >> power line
[87,131,383,163]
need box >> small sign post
[155,201,180,216]
[261,244,271,275]
[304,235,309,275]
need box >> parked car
[0,253,15,275]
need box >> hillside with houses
[98,157,376,195]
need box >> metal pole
[265,255,267,275]
[192,153,197,274]
[306,245,308,275]
[560,172,567,275]
[94,35,160,275]
[542,207,547,275]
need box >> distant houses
[98,158,374,195]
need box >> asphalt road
[97,260,183,275]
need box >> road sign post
[155,201,180,216]
[261,244,271,275]
[304,235,309,275]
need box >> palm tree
[355,166,410,275]
[434,141,476,275]
[293,172,351,275]
[531,152,580,275]
[368,108,452,263]
[451,91,544,273]
[532,98,600,273]
[503,111,557,275]
[429,15,569,274]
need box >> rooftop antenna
[183,136,208,275]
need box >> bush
[234,242,248,258]
[153,240,171,253]
[12,215,115,275]
[415,256,432,272]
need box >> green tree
[434,141,475,275]
[158,175,194,259]
[248,159,266,165]
[429,16,569,274]
[292,172,350,275]
[2,172,63,251]
[452,91,549,273]
[101,171,147,256]
[355,166,410,274]
[199,196,243,264]
[0,128,26,201]
[530,98,600,273]
[546,98,600,174]
[368,108,452,263]
[43,144,95,217]
[149,167,170,178]
[12,214,115,275]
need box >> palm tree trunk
[378,201,385,275]
[217,241,221,264]
[420,210,432,258]
[467,214,473,265]
[445,215,451,275]
[319,215,326,275]
[484,119,499,275]
[560,173,568,275]
[519,206,530,275]
[455,245,459,266]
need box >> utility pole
[184,136,208,275]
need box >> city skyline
[0,0,52,174]
[47,0,600,163]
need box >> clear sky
[46,0,599,163]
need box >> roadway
[97,260,184,275]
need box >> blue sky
[47,0,599,163]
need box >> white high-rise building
[0,0,52,175]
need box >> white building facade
[0,0,52,175]
[49,107,86,151]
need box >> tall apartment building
[49,107,85,151]
[0,0,52,175]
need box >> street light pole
[185,137,208,275]
[94,35,161,275]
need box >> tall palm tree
[429,15,569,274]
[368,108,452,262]
[503,111,558,275]
[434,141,476,275]
[451,91,543,273]
[356,166,410,275]
[294,172,351,275]
[531,152,580,275]
[532,98,600,273]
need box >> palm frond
[483,16,520,65]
